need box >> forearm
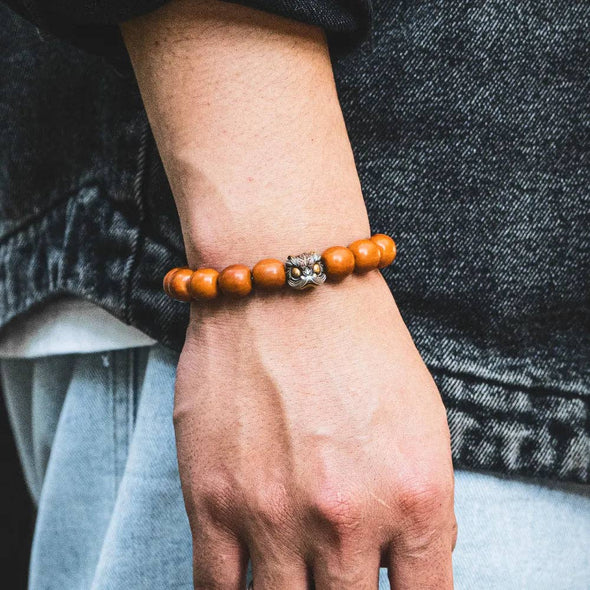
[120,0,370,270]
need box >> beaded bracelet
[163,234,396,302]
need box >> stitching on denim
[0,176,153,245]
[430,365,590,401]
[0,189,83,244]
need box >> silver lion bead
[285,251,327,290]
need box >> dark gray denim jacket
[1,0,588,484]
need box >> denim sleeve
[3,0,372,67]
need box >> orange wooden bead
[348,239,381,273]
[169,268,193,302]
[321,246,355,281]
[163,267,182,297]
[370,234,397,268]
[218,264,253,297]
[252,258,286,289]
[189,268,220,300]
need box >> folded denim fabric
[2,0,372,68]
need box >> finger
[192,524,248,590]
[386,536,453,590]
[311,546,381,590]
[249,552,309,590]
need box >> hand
[174,270,456,589]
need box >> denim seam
[0,189,80,244]
[0,179,144,246]
[112,350,133,495]
[127,349,135,438]
[109,351,118,501]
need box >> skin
[120,1,457,588]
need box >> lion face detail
[285,252,327,290]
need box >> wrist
[184,215,373,272]
[184,268,395,335]
[170,156,372,270]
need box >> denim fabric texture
[4,0,372,68]
[1,344,589,589]
[0,1,588,484]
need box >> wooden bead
[348,239,381,273]
[370,234,397,268]
[252,258,286,289]
[163,267,182,297]
[168,268,193,302]
[190,268,220,300]
[218,264,253,297]
[321,246,355,281]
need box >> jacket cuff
[4,0,372,70]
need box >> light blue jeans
[2,343,589,589]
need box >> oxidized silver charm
[285,251,327,290]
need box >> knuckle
[393,472,455,553]
[397,475,453,526]
[196,476,237,521]
[309,484,364,536]
[246,483,293,529]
